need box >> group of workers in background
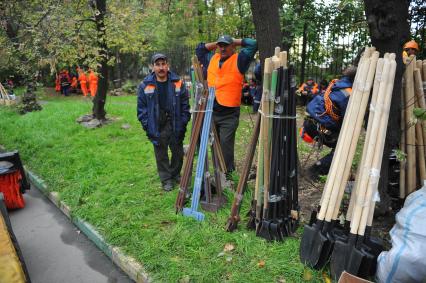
[55,67,98,97]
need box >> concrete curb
[26,170,151,283]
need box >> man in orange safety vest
[88,68,98,97]
[196,35,257,175]
[77,67,89,97]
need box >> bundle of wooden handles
[348,53,397,236]
[400,56,426,198]
[316,47,379,224]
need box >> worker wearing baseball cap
[137,53,190,191]
[196,35,257,176]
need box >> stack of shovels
[399,55,426,199]
[330,53,397,280]
[175,56,227,221]
[226,47,299,241]
[300,47,379,271]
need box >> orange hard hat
[299,127,314,144]
[404,40,419,51]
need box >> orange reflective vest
[88,71,98,97]
[207,53,244,107]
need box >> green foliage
[394,149,407,163]
[121,80,138,94]
[0,89,324,282]
[413,107,426,120]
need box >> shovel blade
[225,217,239,232]
[311,229,333,269]
[300,221,323,266]
[256,220,273,241]
[345,246,365,276]
[357,247,376,278]
[246,213,256,230]
[269,222,284,241]
[330,237,352,280]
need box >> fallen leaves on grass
[322,272,331,283]
[303,268,313,281]
[179,275,191,283]
[223,243,235,252]
[257,260,265,268]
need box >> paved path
[9,187,133,283]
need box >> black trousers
[213,108,240,173]
[153,120,184,183]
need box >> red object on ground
[300,127,314,143]
[0,171,25,209]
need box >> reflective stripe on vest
[207,53,244,107]
[174,80,182,93]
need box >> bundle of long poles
[236,47,299,241]
[400,56,426,199]
[330,53,397,280]
[300,47,379,269]
[175,56,226,217]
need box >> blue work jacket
[137,72,190,145]
[306,76,353,132]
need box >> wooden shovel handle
[331,51,380,221]
[358,58,396,236]
[350,55,391,234]
[317,51,370,220]
[346,57,385,222]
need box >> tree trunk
[92,0,108,121]
[363,0,410,214]
[249,0,282,73]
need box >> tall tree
[250,0,282,72]
[91,0,108,120]
[363,0,410,213]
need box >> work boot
[162,180,174,192]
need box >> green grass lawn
[0,89,326,282]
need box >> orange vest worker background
[55,74,61,92]
[77,68,89,96]
[88,69,98,97]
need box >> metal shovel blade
[256,220,273,241]
[330,234,356,280]
[200,195,226,212]
[357,245,377,278]
[361,236,383,277]
[269,221,284,241]
[299,220,323,266]
[225,216,240,232]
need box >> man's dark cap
[151,53,167,64]
[217,35,233,45]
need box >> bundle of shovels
[175,56,227,221]
[0,82,16,106]
[399,56,426,199]
[226,47,299,241]
[300,48,397,281]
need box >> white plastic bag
[376,184,426,283]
